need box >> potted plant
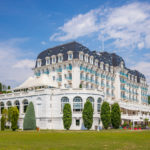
[138,125,141,130]
[129,122,132,130]
[122,122,127,129]
[134,124,138,130]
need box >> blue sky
[0,0,150,92]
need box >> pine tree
[1,109,8,131]
[111,103,121,129]
[1,115,5,131]
[101,101,111,129]
[63,103,72,130]
[0,83,2,92]
[11,107,19,131]
[82,100,93,130]
[23,102,36,130]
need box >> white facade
[0,41,150,129]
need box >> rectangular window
[58,56,62,62]
[37,61,41,67]
[52,57,56,63]
[76,119,80,126]
[52,67,55,72]
[68,54,73,60]
[46,59,50,65]
[53,76,55,81]
[79,54,83,60]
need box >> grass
[0,130,150,150]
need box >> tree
[1,109,8,130]
[8,107,13,126]
[111,103,121,129]
[8,86,11,90]
[11,107,19,131]
[148,96,150,105]
[82,100,93,130]
[0,82,2,92]
[23,102,36,130]
[2,109,8,121]
[63,103,72,130]
[1,115,5,131]
[101,101,111,129]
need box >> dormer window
[95,60,98,66]
[37,59,42,67]
[52,55,56,64]
[90,56,93,64]
[105,64,109,72]
[58,54,63,62]
[68,51,73,60]
[84,54,89,62]
[79,52,84,60]
[100,62,104,70]
[45,57,50,65]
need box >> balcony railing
[66,66,72,70]
[66,76,72,80]
[57,78,62,82]
[56,68,62,72]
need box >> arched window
[0,102,4,114]
[14,100,20,111]
[97,98,102,112]
[87,97,94,109]
[61,97,69,112]
[23,100,28,113]
[73,96,82,112]
[6,101,12,109]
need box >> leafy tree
[8,107,13,122]
[82,100,93,130]
[8,86,11,90]
[11,107,19,131]
[23,102,36,130]
[101,101,111,129]
[63,103,72,130]
[111,103,121,129]
[1,115,5,131]
[2,109,8,121]
[148,96,150,105]
[0,109,8,130]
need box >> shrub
[1,109,8,130]
[79,84,82,88]
[101,101,111,129]
[1,115,5,131]
[8,107,13,123]
[23,102,36,130]
[11,107,19,131]
[82,100,93,130]
[111,103,121,129]
[63,103,72,130]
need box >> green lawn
[0,130,150,150]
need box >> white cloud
[50,9,100,41]
[0,38,34,88]
[13,59,34,69]
[50,2,150,50]
[100,2,150,50]
[41,41,47,45]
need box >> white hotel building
[0,41,150,130]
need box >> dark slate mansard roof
[35,41,145,81]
